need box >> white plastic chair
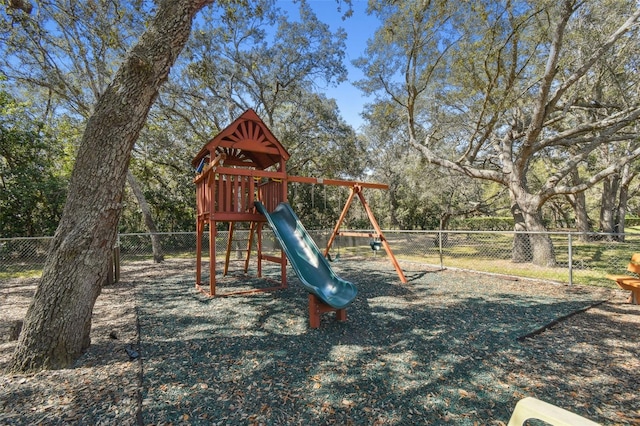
[507,397,601,426]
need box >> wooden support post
[324,186,358,257]
[244,221,257,273]
[224,222,235,276]
[107,256,114,286]
[106,247,120,285]
[195,219,203,288]
[280,247,288,289]
[308,294,347,329]
[257,222,263,278]
[209,222,216,296]
[113,246,120,283]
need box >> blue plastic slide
[254,201,357,309]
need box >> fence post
[438,230,444,270]
[568,232,573,286]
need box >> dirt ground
[1,258,639,425]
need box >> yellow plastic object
[507,397,601,426]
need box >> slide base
[308,294,347,329]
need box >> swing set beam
[289,175,389,190]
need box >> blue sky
[277,0,380,129]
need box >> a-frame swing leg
[354,187,407,283]
[323,186,358,258]
[325,185,407,284]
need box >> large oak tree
[357,0,640,265]
[8,0,214,372]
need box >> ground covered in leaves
[1,258,639,425]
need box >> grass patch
[396,254,617,288]
[0,269,42,280]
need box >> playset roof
[192,109,290,170]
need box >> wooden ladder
[224,221,259,276]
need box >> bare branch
[537,106,640,149]
[543,144,640,199]
[524,0,574,148]
[546,7,640,109]
[410,137,506,184]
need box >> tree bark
[439,213,451,245]
[524,210,556,267]
[388,179,401,229]
[570,191,592,240]
[614,163,634,242]
[509,187,556,266]
[616,183,628,242]
[127,170,164,263]
[567,169,591,241]
[510,198,531,263]
[9,0,210,373]
[599,174,619,235]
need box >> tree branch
[523,0,574,149]
[8,0,32,14]
[542,145,640,199]
[410,137,506,184]
[537,106,640,149]
[546,7,640,112]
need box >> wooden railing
[194,167,286,221]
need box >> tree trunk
[567,169,591,241]
[387,177,401,229]
[616,186,628,242]
[599,174,619,235]
[571,191,592,238]
[548,200,571,228]
[127,170,164,263]
[524,210,556,267]
[439,213,450,245]
[510,199,531,263]
[9,0,208,373]
[510,189,555,266]
[615,164,634,242]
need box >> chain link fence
[0,237,51,277]
[376,230,638,286]
[1,230,637,287]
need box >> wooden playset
[192,109,406,326]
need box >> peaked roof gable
[192,109,290,170]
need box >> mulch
[1,257,639,425]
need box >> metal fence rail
[1,231,637,287]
